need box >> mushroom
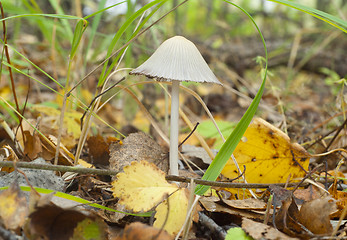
[130,36,221,176]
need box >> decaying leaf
[222,118,310,184]
[329,178,347,218]
[87,135,121,167]
[274,195,303,237]
[26,203,107,240]
[70,217,108,240]
[199,196,265,220]
[112,160,177,212]
[298,197,336,235]
[109,132,168,174]
[23,130,42,159]
[0,181,28,229]
[222,198,267,210]
[115,222,172,240]
[242,218,299,240]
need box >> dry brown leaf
[87,135,112,167]
[222,198,267,210]
[26,204,106,240]
[23,130,42,159]
[199,196,264,220]
[329,179,347,218]
[114,222,172,240]
[274,195,307,238]
[242,218,299,240]
[298,197,336,235]
[293,183,327,202]
[109,132,168,174]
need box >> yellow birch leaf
[222,118,310,184]
[112,161,178,212]
[154,188,189,236]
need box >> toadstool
[130,36,221,176]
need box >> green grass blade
[70,19,89,59]
[99,1,165,87]
[267,0,347,32]
[98,0,168,86]
[195,1,268,195]
[48,0,74,40]
[0,13,84,22]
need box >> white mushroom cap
[130,36,221,85]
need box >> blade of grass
[267,0,347,32]
[195,1,268,195]
[98,0,169,86]
[48,0,74,40]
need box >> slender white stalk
[169,80,180,176]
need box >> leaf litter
[1,7,346,239]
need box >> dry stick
[80,77,126,129]
[0,2,25,144]
[325,117,347,151]
[0,161,312,189]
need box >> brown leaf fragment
[87,135,116,167]
[109,132,168,174]
[0,181,28,230]
[274,195,306,237]
[329,178,347,218]
[23,130,42,159]
[222,198,267,210]
[298,197,336,235]
[242,218,299,240]
[199,196,264,220]
[114,222,172,240]
[293,183,327,202]
[26,203,106,240]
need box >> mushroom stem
[169,80,180,176]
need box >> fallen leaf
[109,132,168,174]
[111,160,191,236]
[298,197,336,234]
[0,181,28,229]
[87,135,112,167]
[222,118,310,184]
[153,188,189,235]
[70,217,108,240]
[114,222,172,240]
[27,204,106,240]
[242,218,299,240]
[222,198,267,210]
[112,160,177,212]
[23,130,42,159]
[274,195,303,236]
[329,178,347,218]
[31,105,82,139]
[199,196,264,220]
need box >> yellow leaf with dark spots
[222,118,310,184]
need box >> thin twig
[0,161,314,189]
